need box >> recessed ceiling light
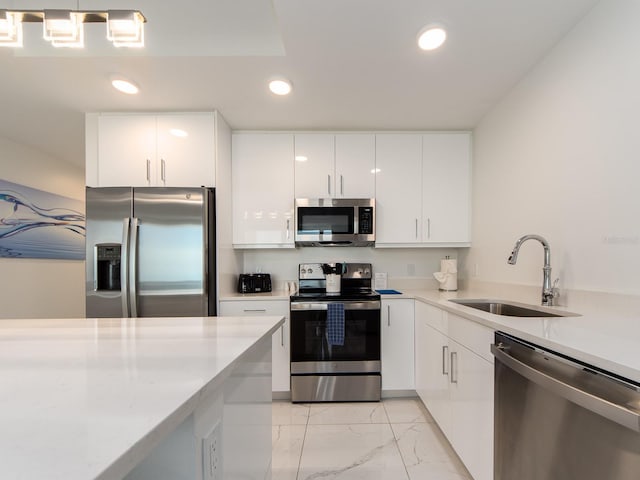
[295,155,308,162]
[269,79,292,96]
[111,77,139,94]
[170,128,188,138]
[417,26,447,51]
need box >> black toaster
[237,273,272,294]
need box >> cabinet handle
[146,159,151,183]
[243,309,267,312]
[161,158,166,183]
[387,304,391,326]
[286,219,290,239]
[442,345,449,375]
[328,175,331,195]
[415,219,418,239]
[450,351,458,384]
[281,325,284,346]
[427,218,431,239]
[340,175,344,195]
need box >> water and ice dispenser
[95,244,121,291]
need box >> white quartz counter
[391,287,640,384]
[0,315,284,480]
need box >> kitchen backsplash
[240,247,462,292]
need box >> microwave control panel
[358,206,374,234]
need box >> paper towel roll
[440,258,458,274]
[433,258,458,291]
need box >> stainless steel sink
[449,299,575,317]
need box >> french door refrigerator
[85,187,216,318]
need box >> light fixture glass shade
[269,79,292,95]
[43,10,84,48]
[111,78,139,95]
[107,10,144,47]
[417,26,447,51]
[0,10,23,47]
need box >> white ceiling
[0,0,600,168]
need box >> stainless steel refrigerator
[85,187,216,318]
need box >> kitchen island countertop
[0,315,284,480]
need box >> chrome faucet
[507,234,559,306]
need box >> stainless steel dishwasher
[492,331,640,480]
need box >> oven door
[290,300,381,373]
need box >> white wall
[0,137,85,318]
[464,0,640,295]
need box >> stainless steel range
[289,262,381,402]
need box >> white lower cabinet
[415,301,494,480]
[381,299,415,391]
[218,299,290,393]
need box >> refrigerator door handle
[121,218,131,317]
[129,217,140,317]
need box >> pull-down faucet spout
[508,234,558,306]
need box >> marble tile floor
[271,398,472,480]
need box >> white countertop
[0,315,284,480]
[389,287,640,384]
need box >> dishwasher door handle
[491,343,640,432]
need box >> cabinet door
[422,133,471,244]
[156,114,216,187]
[374,134,423,245]
[381,299,414,390]
[232,134,295,248]
[414,303,452,438]
[449,338,493,480]
[335,134,375,198]
[97,115,156,187]
[294,134,335,198]
[218,300,291,393]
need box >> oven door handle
[290,301,381,311]
[491,343,640,432]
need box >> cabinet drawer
[219,300,288,317]
[448,313,494,363]
[420,301,448,334]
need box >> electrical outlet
[203,421,222,480]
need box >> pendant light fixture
[0,10,22,47]
[43,10,84,48]
[106,10,145,48]
[0,8,146,49]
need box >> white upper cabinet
[87,112,216,188]
[155,114,216,187]
[334,134,376,198]
[232,133,295,248]
[294,134,335,198]
[294,133,375,198]
[375,134,423,244]
[375,132,471,247]
[422,133,471,244]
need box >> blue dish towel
[327,303,345,346]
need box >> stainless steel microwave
[294,198,375,246]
